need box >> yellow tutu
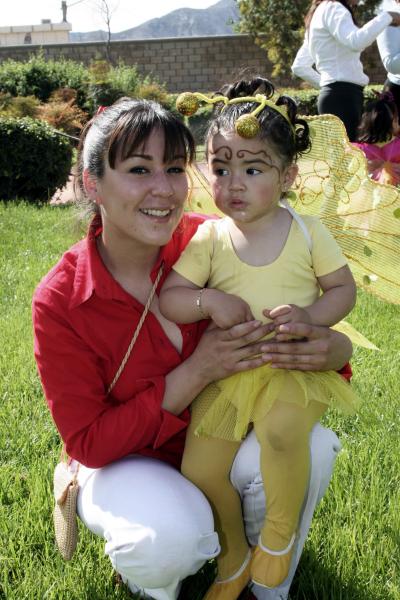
[193,367,359,442]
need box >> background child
[159,77,358,599]
[354,91,400,186]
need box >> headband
[176,92,295,138]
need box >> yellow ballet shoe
[203,550,251,600]
[250,534,295,588]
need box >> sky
[2,0,219,33]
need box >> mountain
[70,0,240,42]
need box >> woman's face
[87,128,189,249]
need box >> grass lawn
[0,202,399,600]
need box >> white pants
[77,423,341,600]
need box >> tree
[92,0,119,64]
[236,0,382,77]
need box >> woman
[291,0,400,141]
[377,0,400,116]
[33,98,352,600]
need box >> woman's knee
[104,519,219,589]
[77,456,220,589]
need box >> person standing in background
[377,0,400,115]
[292,0,400,141]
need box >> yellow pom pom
[235,114,260,138]
[176,93,200,117]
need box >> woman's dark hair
[357,93,398,144]
[304,0,357,29]
[205,76,311,167]
[76,97,195,215]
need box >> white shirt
[292,1,392,88]
[377,18,400,84]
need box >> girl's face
[84,128,189,249]
[207,130,297,225]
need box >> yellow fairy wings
[188,113,400,306]
[292,114,400,306]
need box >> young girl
[159,77,358,598]
[353,91,400,186]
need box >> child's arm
[159,270,254,329]
[265,265,356,329]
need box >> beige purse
[53,263,164,560]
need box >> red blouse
[33,213,208,469]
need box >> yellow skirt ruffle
[193,366,359,442]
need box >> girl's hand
[190,320,273,384]
[202,289,255,329]
[264,304,311,335]
[260,322,353,371]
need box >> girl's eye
[167,166,185,174]
[129,166,148,175]
[246,168,262,175]
[214,168,229,176]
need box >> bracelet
[196,288,207,319]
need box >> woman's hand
[192,320,273,383]
[259,322,353,371]
[162,320,273,415]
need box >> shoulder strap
[107,262,164,394]
[279,198,313,253]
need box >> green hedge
[0,117,72,203]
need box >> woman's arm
[323,3,395,52]
[377,25,400,74]
[33,293,271,467]
[291,40,321,88]
[260,322,353,372]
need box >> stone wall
[0,34,386,92]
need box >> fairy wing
[187,114,400,305]
[292,114,400,305]
[187,162,223,217]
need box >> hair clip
[96,105,107,115]
[176,92,295,138]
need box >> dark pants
[318,81,364,142]
[383,79,400,117]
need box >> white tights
[76,424,341,600]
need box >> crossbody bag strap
[59,262,164,466]
[107,261,165,394]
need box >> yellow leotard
[173,212,359,441]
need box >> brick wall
[0,34,387,92]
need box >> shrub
[135,80,171,107]
[38,88,88,136]
[108,62,142,94]
[0,117,72,203]
[0,93,40,118]
[0,53,88,107]
[85,59,174,113]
